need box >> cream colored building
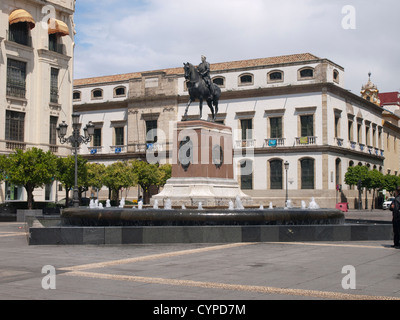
[74,53,387,208]
[0,0,75,202]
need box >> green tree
[157,164,172,188]
[366,169,384,210]
[344,165,369,188]
[103,161,136,201]
[130,160,160,204]
[5,148,57,209]
[86,162,106,193]
[383,174,400,194]
[56,155,88,207]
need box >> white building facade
[74,54,385,208]
[0,0,75,203]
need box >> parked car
[383,197,395,210]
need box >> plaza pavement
[0,211,399,302]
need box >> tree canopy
[5,148,57,209]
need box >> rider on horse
[197,55,214,98]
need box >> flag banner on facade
[299,137,309,144]
[268,139,278,147]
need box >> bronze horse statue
[183,63,221,121]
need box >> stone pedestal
[152,120,252,207]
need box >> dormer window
[212,77,225,87]
[268,70,284,83]
[91,89,103,100]
[114,86,126,97]
[298,67,314,80]
[239,74,254,86]
[73,91,81,101]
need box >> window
[73,91,81,100]
[9,22,30,46]
[335,116,340,138]
[92,89,103,99]
[146,120,158,143]
[93,128,102,147]
[115,127,124,146]
[240,160,253,190]
[301,158,315,190]
[365,126,370,146]
[48,33,63,54]
[357,123,362,144]
[239,74,253,85]
[300,115,314,137]
[7,59,27,98]
[50,68,59,104]
[268,71,283,83]
[114,87,126,97]
[49,116,58,145]
[299,68,314,79]
[270,117,282,139]
[333,70,339,83]
[213,77,225,87]
[270,160,283,190]
[241,119,253,141]
[348,120,354,141]
[6,111,25,142]
[5,182,23,201]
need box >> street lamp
[284,161,290,206]
[56,114,95,207]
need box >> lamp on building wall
[56,114,95,207]
[284,161,290,206]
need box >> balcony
[88,146,103,155]
[235,139,256,149]
[6,141,26,151]
[295,136,317,146]
[6,83,26,99]
[110,145,127,154]
[129,143,168,153]
[265,138,286,148]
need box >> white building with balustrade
[74,53,386,208]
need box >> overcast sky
[73,0,400,94]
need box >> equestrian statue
[183,56,221,122]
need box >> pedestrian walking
[389,186,400,248]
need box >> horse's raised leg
[184,99,193,118]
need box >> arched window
[268,70,284,83]
[240,159,253,190]
[333,70,339,83]
[239,74,253,86]
[73,91,81,101]
[212,77,225,87]
[301,158,315,189]
[270,159,283,190]
[114,86,126,97]
[299,67,314,79]
[91,89,103,99]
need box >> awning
[48,19,69,36]
[9,9,36,29]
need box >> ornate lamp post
[56,114,95,207]
[284,161,290,206]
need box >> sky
[73,0,400,94]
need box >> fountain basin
[61,208,345,227]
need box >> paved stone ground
[0,220,399,302]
